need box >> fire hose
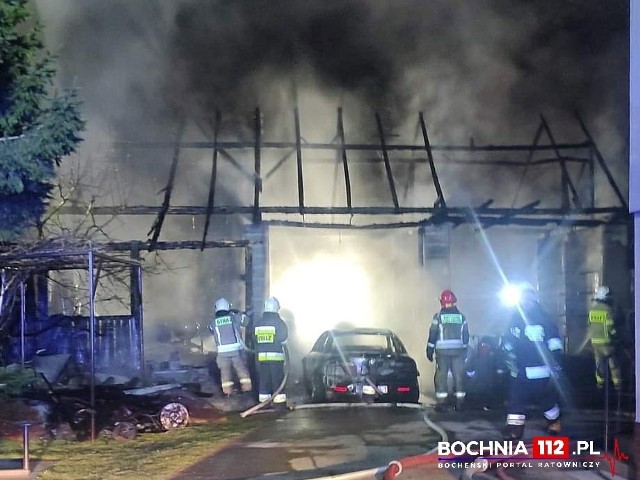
[240,344,290,418]
[300,408,448,480]
[380,410,448,479]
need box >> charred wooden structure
[54,108,631,352]
[59,109,628,242]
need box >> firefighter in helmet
[502,283,563,440]
[426,289,469,411]
[208,298,252,396]
[253,296,289,410]
[587,286,621,391]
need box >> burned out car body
[302,328,420,403]
[27,382,191,441]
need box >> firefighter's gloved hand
[426,347,434,362]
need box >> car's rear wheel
[406,379,420,403]
[303,363,312,397]
[310,375,326,403]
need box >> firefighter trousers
[434,350,465,404]
[593,344,621,388]
[257,361,287,406]
[217,352,252,395]
[506,374,560,429]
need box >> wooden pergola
[0,242,143,441]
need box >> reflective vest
[254,312,288,362]
[432,311,467,350]
[209,312,243,354]
[588,303,614,346]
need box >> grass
[0,415,269,480]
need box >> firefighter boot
[454,395,465,412]
[547,419,562,435]
[240,378,253,393]
[221,383,234,396]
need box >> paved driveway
[172,404,440,480]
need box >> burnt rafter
[337,108,353,209]
[575,111,628,209]
[64,109,628,233]
[60,204,629,219]
[375,112,400,210]
[540,114,582,210]
[253,107,262,223]
[294,107,305,214]
[147,119,185,250]
[419,112,446,208]
[201,109,221,250]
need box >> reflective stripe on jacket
[257,351,285,362]
[502,302,562,379]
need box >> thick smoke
[32,1,629,392]
[36,0,628,146]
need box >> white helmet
[214,298,230,313]
[264,296,280,313]
[594,286,611,301]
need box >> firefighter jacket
[208,310,246,357]
[427,306,469,352]
[502,303,563,380]
[588,301,616,346]
[254,311,288,362]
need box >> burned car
[302,328,420,403]
[34,382,192,441]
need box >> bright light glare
[499,284,522,307]
[271,255,372,345]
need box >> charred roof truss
[58,108,629,250]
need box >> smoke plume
[32,1,630,390]
[36,0,628,147]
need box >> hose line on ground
[240,344,290,418]
[302,405,447,480]
[381,408,448,479]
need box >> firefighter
[208,298,252,396]
[426,289,469,412]
[253,296,289,410]
[502,283,563,440]
[587,286,622,391]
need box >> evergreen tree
[0,0,84,241]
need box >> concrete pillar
[244,223,269,317]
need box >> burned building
[27,109,626,405]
